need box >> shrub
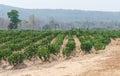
[66,40,75,49]
[37,46,50,61]
[8,52,25,66]
[81,40,92,53]
[63,47,71,56]
[94,43,105,50]
[48,44,58,55]
[24,45,37,59]
[0,48,12,60]
[102,37,111,45]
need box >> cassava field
[0,29,120,76]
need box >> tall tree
[7,10,21,29]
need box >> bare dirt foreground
[0,38,120,76]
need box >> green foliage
[63,35,75,57]
[37,46,50,61]
[51,34,65,54]
[63,47,70,56]
[8,52,25,65]
[0,29,120,64]
[0,48,12,60]
[48,44,58,55]
[24,45,37,59]
[81,40,92,53]
[66,40,75,49]
[7,10,21,29]
[94,43,105,50]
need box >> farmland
[0,29,120,76]
[0,29,120,65]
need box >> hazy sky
[0,0,119,11]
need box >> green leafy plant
[94,43,105,50]
[63,35,75,57]
[8,52,25,66]
[24,45,37,59]
[81,40,92,53]
[37,46,50,61]
[0,48,12,60]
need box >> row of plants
[0,31,54,63]
[62,34,75,57]
[0,32,22,44]
[7,32,58,65]
[0,30,53,49]
[75,29,118,53]
[0,30,42,44]
[49,33,66,55]
[24,32,58,60]
[34,32,59,61]
[0,29,120,66]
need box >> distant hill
[0,4,120,29]
[0,4,120,23]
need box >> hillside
[0,4,120,29]
[0,4,120,23]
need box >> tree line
[0,9,120,30]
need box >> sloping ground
[0,38,120,76]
